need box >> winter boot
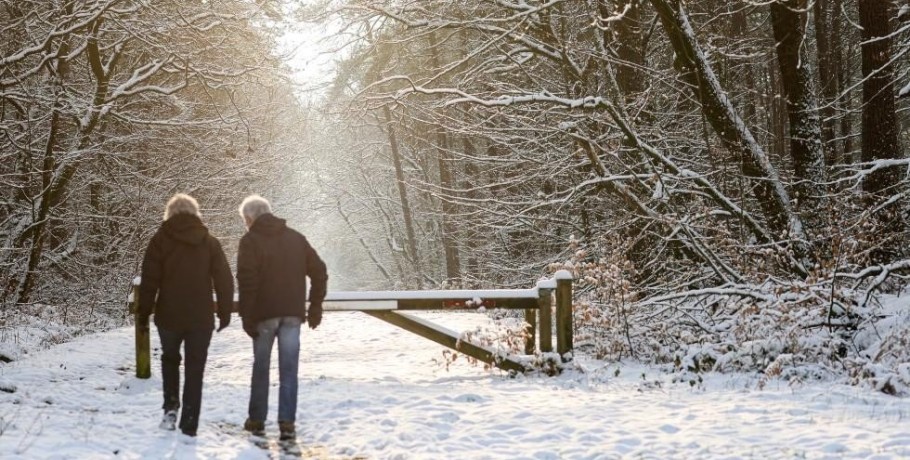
[159,410,177,431]
[278,421,296,441]
[179,413,198,437]
[243,418,265,437]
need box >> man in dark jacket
[237,195,328,440]
[138,193,234,437]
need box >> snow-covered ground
[1,311,909,459]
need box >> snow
[536,279,557,289]
[324,300,397,311]
[325,289,539,301]
[2,312,910,459]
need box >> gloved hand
[217,314,230,332]
[242,319,259,339]
[307,305,322,330]
[137,313,150,328]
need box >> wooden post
[555,270,573,360]
[132,282,151,379]
[536,279,555,353]
[523,308,536,355]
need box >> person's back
[237,213,325,323]
[143,213,233,330]
[236,195,328,440]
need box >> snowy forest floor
[1,312,909,459]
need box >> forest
[2,0,910,394]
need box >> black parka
[237,213,328,324]
[138,213,234,331]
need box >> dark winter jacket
[237,213,328,324]
[138,213,234,331]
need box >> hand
[307,305,322,330]
[217,314,230,332]
[242,319,259,339]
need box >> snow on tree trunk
[769,0,829,239]
[650,0,810,273]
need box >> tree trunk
[434,131,462,283]
[382,106,422,285]
[460,136,481,284]
[428,32,462,283]
[601,0,645,96]
[16,16,115,304]
[770,0,828,235]
[14,11,74,304]
[768,62,788,161]
[813,0,838,163]
[858,0,901,197]
[649,0,810,271]
[834,0,853,162]
[858,0,904,262]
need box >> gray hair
[239,195,272,222]
[163,193,200,220]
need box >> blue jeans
[158,327,212,434]
[248,316,301,423]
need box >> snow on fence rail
[127,271,574,377]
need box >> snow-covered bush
[552,235,910,396]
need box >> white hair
[163,193,200,220]
[239,195,272,222]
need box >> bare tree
[0,0,304,312]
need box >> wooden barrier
[537,281,555,353]
[128,275,574,377]
[523,308,536,355]
[555,270,574,360]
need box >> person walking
[236,195,328,440]
[137,193,234,437]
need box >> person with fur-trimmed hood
[237,195,328,440]
[137,193,234,437]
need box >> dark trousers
[159,327,212,434]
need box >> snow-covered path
[1,312,909,459]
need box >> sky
[278,4,346,98]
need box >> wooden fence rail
[128,271,573,377]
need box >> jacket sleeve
[236,235,259,319]
[302,236,328,306]
[210,236,235,319]
[138,232,163,317]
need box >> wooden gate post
[524,308,536,355]
[536,279,555,353]
[554,270,573,360]
[132,281,151,379]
